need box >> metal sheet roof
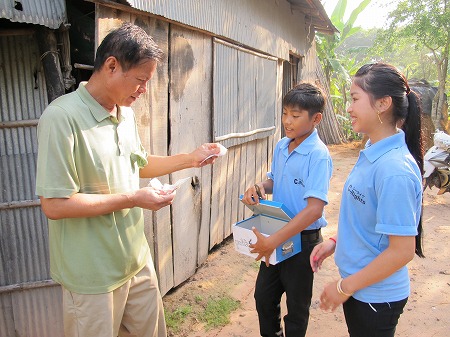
[121,0,337,35]
[0,0,66,29]
[287,0,338,34]
[94,0,336,61]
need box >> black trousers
[343,296,408,337]
[254,232,322,337]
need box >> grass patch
[165,305,192,333]
[199,295,240,330]
[252,260,261,270]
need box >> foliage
[371,0,450,129]
[317,0,450,136]
[165,294,240,334]
[342,29,439,81]
[316,0,371,140]
[317,0,371,85]
[165,305,192,333]
[198,295,240,330]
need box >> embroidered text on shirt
[348,184,366,204]
[294,178,305,187]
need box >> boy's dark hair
[282,82,326,117]
[94,23,164,72]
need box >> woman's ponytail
[403,90,424,173]
[403,90,425,258]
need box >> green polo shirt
[36,83,150,294]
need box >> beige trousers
[62,259,166,337]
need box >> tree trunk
[314,56,344,145]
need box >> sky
[322,0,398,29]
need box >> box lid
[239,195,294,221]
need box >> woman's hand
[319,279,350,312]
[310,238,336,272]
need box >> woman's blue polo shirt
[267,129,333,230]
[335,130,422,303]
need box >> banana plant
[317,0,371,118]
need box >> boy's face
[282,105,321,144]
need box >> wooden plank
[132,14,174,295]
[230,145,242,225]
[217,154,227,241]
[197,163,213,266]
[221,150,232,238]
[262,138,269,185]
[241,141,255,219]
[97,7,175,294]
[209,157,223,248]
[237,144,246,221]
[223,150,233,238]
[256,138,264,183]
[169,26,212,286]
[96,5,130,45]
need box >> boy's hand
[249,227,274,267]
[242,183,266,205]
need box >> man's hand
[192,143,227,167]
[130,187,176,211]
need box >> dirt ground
[163,142,450,337]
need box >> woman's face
[347,82,379,135]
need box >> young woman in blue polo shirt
[310,63,424,337]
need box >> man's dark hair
[93,23,164,72]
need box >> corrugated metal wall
[213,38,277,148]
[0,31,63,337]
[124,0,307,60]
[0,0,66,29]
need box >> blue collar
[280,129,319,155]
[362,130,406,163]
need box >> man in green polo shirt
[35,23,219,337]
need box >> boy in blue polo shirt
[241,82,333,337]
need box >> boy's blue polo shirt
[335,130,422,303]
[267,129,333,230]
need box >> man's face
[111,59,157,107]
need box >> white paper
[200,143,228,164]
[149,177,191,194]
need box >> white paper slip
[149,177,191,194]
[200,143,228,165]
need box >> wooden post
[36,27,65,103]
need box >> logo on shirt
[294,178,305,187]
[348,185,365,204]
